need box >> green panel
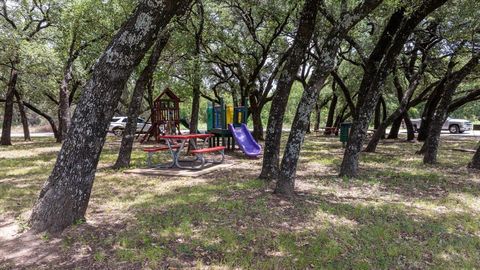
[340,123,352,143]
[207,106,213,131]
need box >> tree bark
[339,0,446,177]
[387,115,402,139]
[448,88,480,113]
[314,101,321,131]
[404,114,415,141]
[14,90,31,141]
[1,66,18,146]
[251,107,264,140]
[113,31,170,169]
[58,61,73,142]
[190,77,201,134]
[25,101,59,140]
[380,96,387,138]
[469,142,480,169]
[325,93,337,134]
[423,55,479,164]
[374,98,381,130]
[29,0,192,233]
[417,87,443,141]
[334,106,349,128]
[259,0,319,180]
[189,0,204,135]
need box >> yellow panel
[226,105,234,124]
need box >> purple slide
[228,123,262,158]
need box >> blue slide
[228,123,262,158]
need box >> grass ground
[1,134,479,269]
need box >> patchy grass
[1,134,480,269]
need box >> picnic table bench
[190,146,225,167]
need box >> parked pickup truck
[411,117,473,134]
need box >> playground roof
[156,88,182,102]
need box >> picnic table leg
[191,153,206,169]
[211,149,225,164]
[189,138,202,162]
[173,139,187,168]
[156,138,181,168]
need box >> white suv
[411,117,473,134]
[108,117,151,137]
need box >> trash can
[340,122,352,148]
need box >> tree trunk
[404,114,415,141]
[469,142,480,169]
[190,82,201,134]
[58,62,73,142]
[325,93,337,134]
[387,66,425,140]
[417,76,449,142]
[274,0,385,194]
[114,31,170,169]
[14,90,31,141]
[28,102,59,140]
[423,55,479,164]
[251,108,264,141]
[340,0,446,177]
[417,89,443,141]
[275,67,332,196]
[29,0,191,233]
[374,99,381,130]
[380,96,387,138]
[259,0,319,180]
[334,106,348,128]
[146,79,154,109]
[314,101,321,131]
[1,67,18,146]
[372,96,387,139]
[387,115,402,139]
[189,0,204,135]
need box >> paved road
[11,132,54,138]
[399,129,480,138]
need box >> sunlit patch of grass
[0,143,54,217]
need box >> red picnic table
[143,133,225,169]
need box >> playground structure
[141,88,182,143]
[207,98,262,157]
[207,98,248,150]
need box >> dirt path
[0,216,64,269]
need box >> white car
[109,116,152,137]
[411,117,473,134]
